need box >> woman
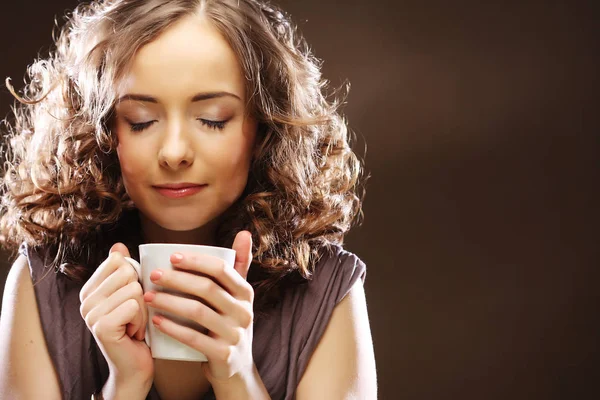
[0,0,377,399]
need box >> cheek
[206,146,249,188]
[208,133,255,200]
[209,117,255,163]
[220,128,255,177]
[116,136,146,183]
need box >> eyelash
[128,119,227,132]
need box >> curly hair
[0,0,365,312]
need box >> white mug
[124,243,236,362]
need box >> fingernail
[152,315,163,326]
[171,253,184,263]
[150,270,163,281]
[143,291,156,302]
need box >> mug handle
[123,256,151,348]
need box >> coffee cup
[124,243,236,362]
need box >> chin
[145,207,224,231]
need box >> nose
[158,121,194,170]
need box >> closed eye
[127,119,228,132]
[128,120,156,132]
[198,118,228,131]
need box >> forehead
[117,15,245,102]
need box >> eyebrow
[117,91,241,104]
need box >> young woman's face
[114,15,257,233]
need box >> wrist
[205,363,270,400]
[101,372,152,400]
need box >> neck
[139,213,219,246]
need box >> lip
[153,182,204,189]
[152,183,207,199]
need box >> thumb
[109,242,131,258]
[232,231,252,280]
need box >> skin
[109,12,377,400]
[110,14,266,399]
[0,10,377,400]
[114,14,257,246]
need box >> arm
[0,255,62,399]
[296,279,378,399]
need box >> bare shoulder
[296,279,378,399]
[0,254,61,399]
[3,254,32,298]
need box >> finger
[232,231,253,280]
[80,246,132,302]
[98,262,146,340]
[144,291,242,343]
[107,245,145,339]
[93,298,140,343]
[80,263,139,318]
[152,314,223,361]
[150,269,243,316]
[126,322,137,338]
[85,281,145,335]
[169,253,254,302]
[81,265,147,341]
[110,242,131,258]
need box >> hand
[79,243,153,392]
[143,231,255,382]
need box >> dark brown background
[1,1,598,399]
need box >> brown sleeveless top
[20,242,366,400]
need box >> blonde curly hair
[0,0,365,311]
